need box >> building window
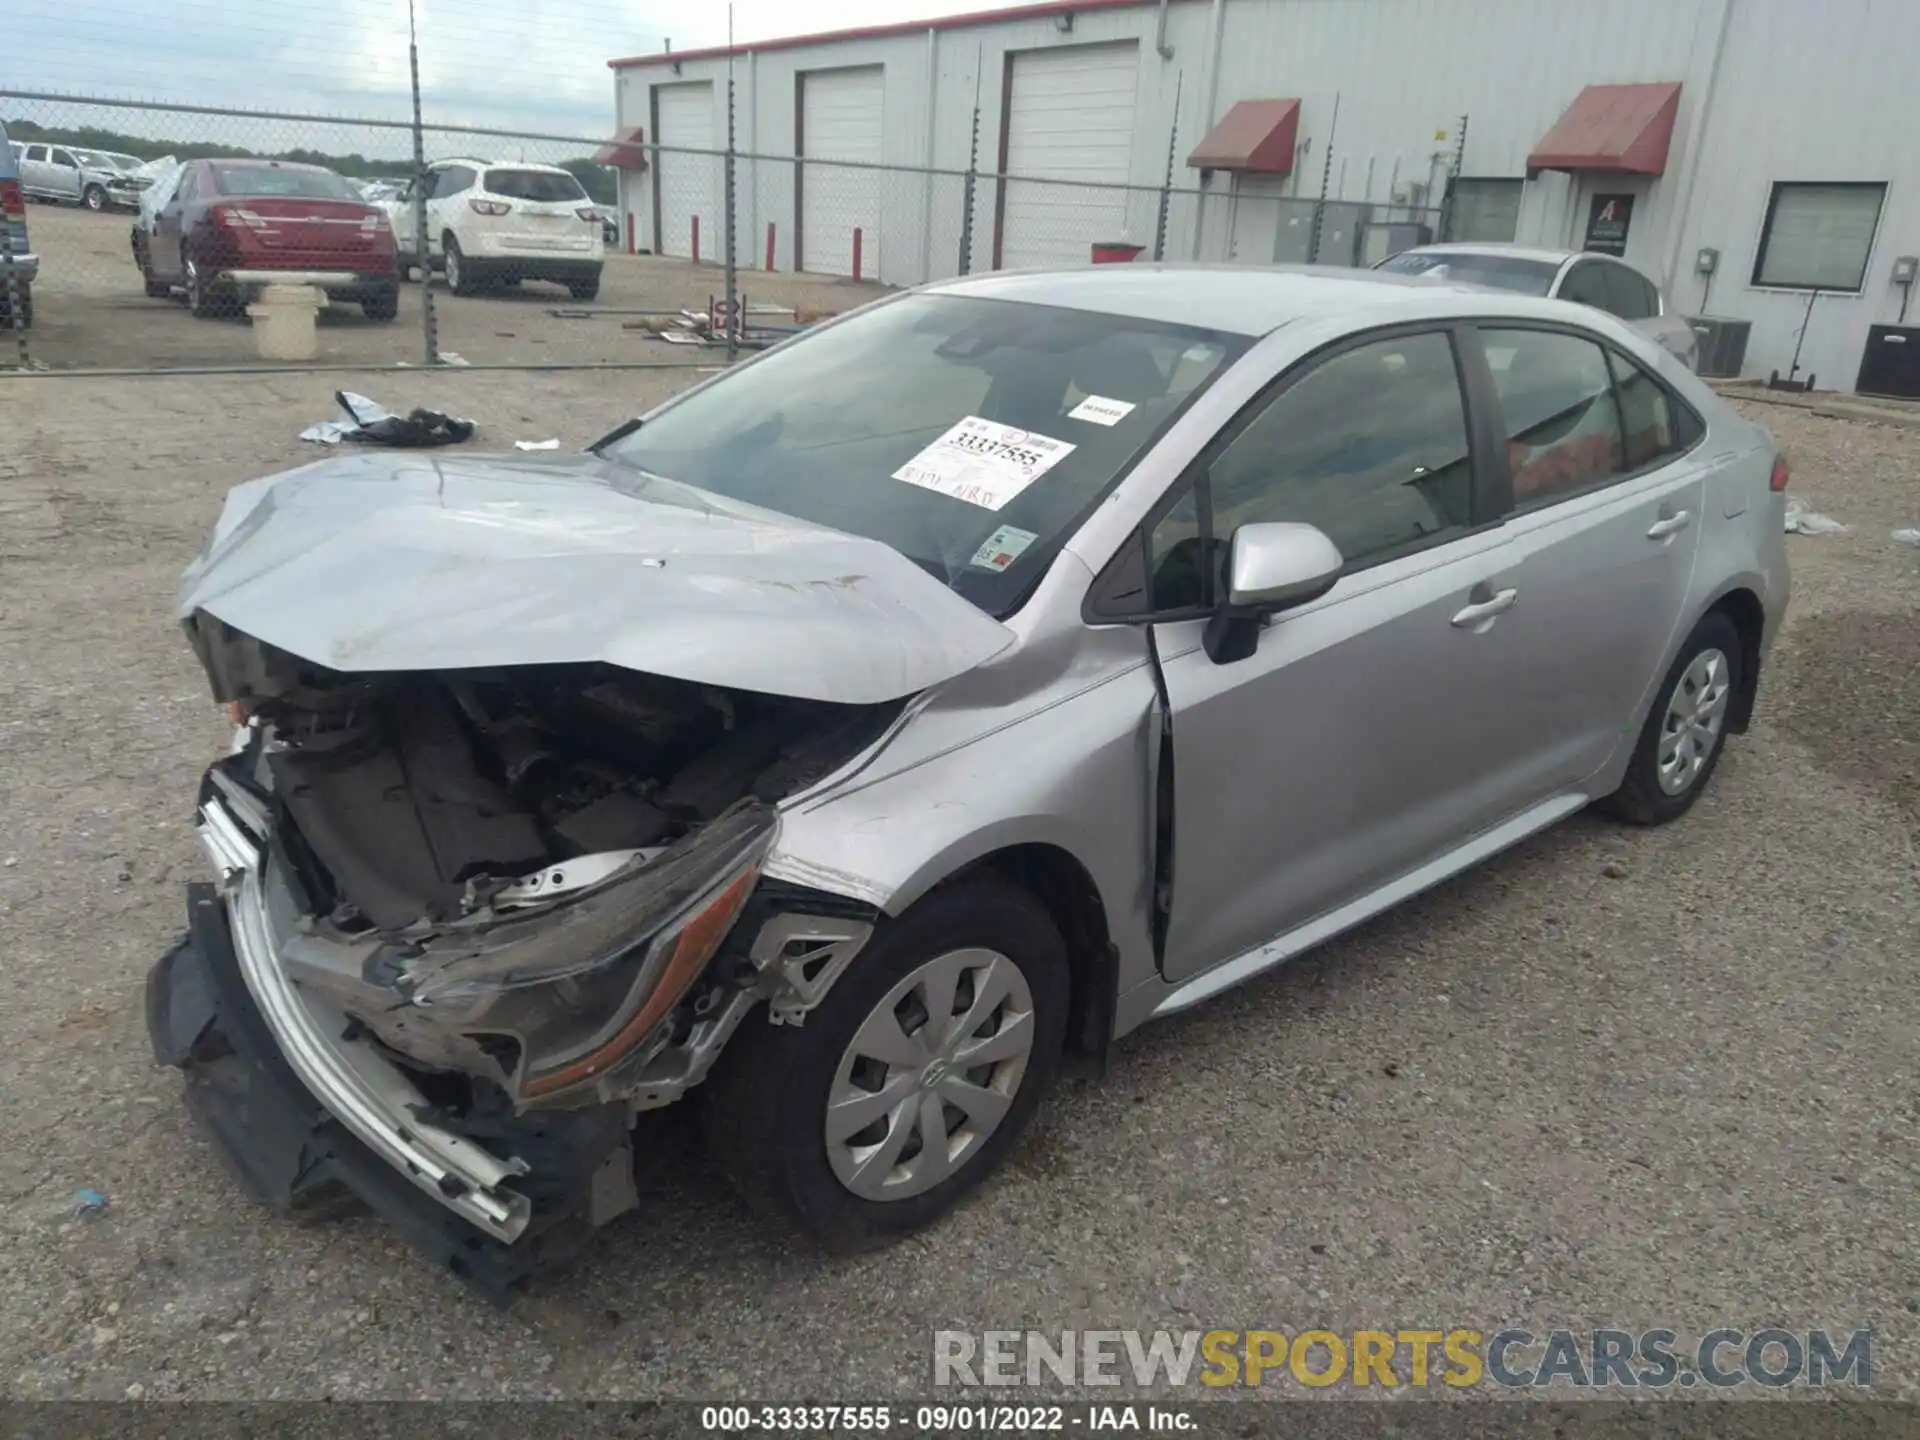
[1447,178,1523,243]
[1751,182,1887,292]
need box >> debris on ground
[514,439,561,451]
[1892,528,1920,547]
[299,391,475,448]
[74,1189,108,1218]
[629,292,813,351]
[1784,495,1848,535]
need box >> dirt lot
[12,202,890,371]
[0,369,1916,1402]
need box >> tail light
[469,198,511,216]
[0,179,22,219]
[1770,453,1789,492]
[576,206,600,222]
[360,212,389,231]
[216,206,267,230]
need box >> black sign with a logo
[1585,193,1634,256]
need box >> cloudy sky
[8,0,1054,146]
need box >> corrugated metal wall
[614,0,1920,390]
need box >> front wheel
[702,876,1068,1250]
[1599,611,1742,825]
[84,184,108,212]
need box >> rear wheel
[444,235,480,296]
[361,285,400,322]
[1599,611,1742,825]
[183,245,217,318]
[702,875,1068,1250]
[566,272,601,302]
[0,282,30,331]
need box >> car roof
[432,157,574,176]
[1397,242,1625,267]
[203,158,337,173]
[923,264,1574,338]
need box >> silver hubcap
[185,255,200,305]
[825,947,1035,1202]
[446,249,460,287]
[1657,647,1731,795]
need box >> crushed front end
[148,621,885,1296]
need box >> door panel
[1476,326,1703,786]
[1155,527,1525,979]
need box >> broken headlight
[391,803,775,1106]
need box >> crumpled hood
[178,449,1015,704]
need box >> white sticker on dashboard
[892,416,1076,511]
[1067,394,1137,426]
[968,524,1040,572]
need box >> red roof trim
[1187,98,1301,175]
[1527,82,1683,176]
[592,125,648,169]
[609,0,1154,69]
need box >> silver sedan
[148,265,1789,1289]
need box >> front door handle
[1647,507,1692,539]
[1451,586,1518,629]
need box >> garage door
[800,67,885,277]
[999,42,1139,269]
[654,81,716,260]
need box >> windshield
[1377,251,1559,295]
[484,168,587,203]
[603,294,1247,615]
[211,165,360,201]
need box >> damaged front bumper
[148,755,875,1289]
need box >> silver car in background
[1377,243,1700,370]
[147,266,1788,1293]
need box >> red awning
[1527,82,1682,175]
[1187,99,1301,175]
[593,126,648,170]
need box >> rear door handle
[1451,587,1518,628]
[1647,509,1692,539]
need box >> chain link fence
[3,90,1446,375]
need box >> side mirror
[1203,522,1344,664]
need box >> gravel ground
[0,374,1914,1403]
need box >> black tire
[444,235,481,296]
[137,239,170,298]
[1599,611,1743,826]
[84,184,108,212]
[702,875,1069,1250]
[0,282,29,331]
[183,245,217,318]
[361,286,400,322]
[566,272,601,302]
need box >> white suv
[387,159,603,300]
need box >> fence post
[1306,92,1340,264]
[851,228,863,284]
[766,222,776,271]
[1153,71,1183,263]
[692,215,701,266]
[957,100,981,275]
[407,0,437,365]
[1436,113,1468,242]
[0,200,28,370]
[724,60,739,363]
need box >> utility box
[1359,221,1433,267]
[1855,325,1920,398]
[1690,317,1751,379]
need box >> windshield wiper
[588,417,643,453]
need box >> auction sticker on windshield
[1067,394,1136,426]
[968,524,1040,572]
[893,417,1076,512]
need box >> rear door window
[1556,261,1612,311]
[431,166,475,199]
[1600,263,1656,321]
[1482,328,1627,509]
[483,169,588,204]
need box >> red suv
[133,159,399,321]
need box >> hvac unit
[1689,317,1751,379]
[1855,325,1920,399]
[1360,222,1433,267]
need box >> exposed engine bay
[247,658,889,933]
[187,617,891,1114]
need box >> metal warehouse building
[607,0,1920,395]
